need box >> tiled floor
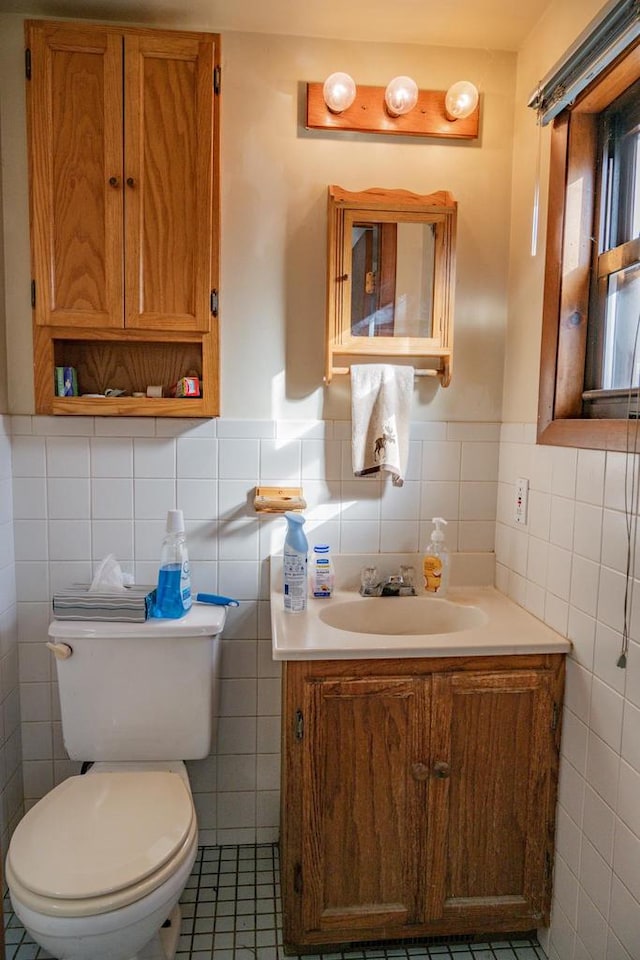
[4,844,548,960]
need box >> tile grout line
[3,844,547,960]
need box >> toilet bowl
[7,762,199,960]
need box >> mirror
[350,221,435,339]
[325,187,457,386]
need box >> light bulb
[445,81,479,120]
[384,76,419,117]
[322,72,356,113]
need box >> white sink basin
[318,596,488,636]
[270,553,573,660]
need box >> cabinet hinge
[551,703,559,732]
[294,709,304,740]
[214,65,221,95]
[30,279,36,308]
[210,289,218,317]
[293,862,303,894]
[25,48,31,80]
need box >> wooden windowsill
[537,416,639,451]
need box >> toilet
[5,604,226,960]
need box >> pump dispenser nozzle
[431,517,448,541]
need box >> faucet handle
[361,566,378,587]
[399,565,415,586]
[360,566,379,596]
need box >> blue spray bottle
[283,512,308,613]
[153,509,192,618]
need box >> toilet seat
[6,771,196,918]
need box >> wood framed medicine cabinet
[325,187,457,386]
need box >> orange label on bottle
[423,556,442,592]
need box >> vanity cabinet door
[426,669,561,927]
[282,669,430,947]
[281,655,564,953]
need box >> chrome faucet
[359,566,417,597]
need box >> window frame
[538,39,640,451]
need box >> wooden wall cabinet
[281,654,565,953]
[25,20,220,416]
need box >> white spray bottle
[283,512,308,613]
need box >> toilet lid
[8,772,194,900]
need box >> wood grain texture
[281,655,565,952]
[428,670,556,926]
[26,21,220,417]
[325,186,456,384]
[303,677,428,932]
[554,114,597,419]
[26,22,123,329]
[124,34,214,331]
[306,84,479,140]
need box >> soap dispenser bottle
[283,512,308,613]
[154,509,192,618]
[423,517,449,596]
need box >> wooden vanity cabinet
[280,653,565,953]
[25,20,220,416]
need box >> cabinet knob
[432,761,451,779]
[411,762,430,781]
[108,176,120,187]
[126,177,136,187]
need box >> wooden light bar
[306,82,480,139]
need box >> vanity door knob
[126,177,136,187]
[432,761,451,779]
[108,176,120,187]
[411,762,430,781]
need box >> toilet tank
[48,605,226,762]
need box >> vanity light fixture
[444,80,479,120]
[384,76,419,116]
[308,74,479,139]
[322,72,357,113]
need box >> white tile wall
[498,423,640,960]
[0,415,23,851]
[9,415,500,846]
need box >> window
[538,33,640,449]
[584,78,640,415]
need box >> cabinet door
[426,669,558,927]
[27,22,124,329]
[124,33,215,332]
[291,675,430,940]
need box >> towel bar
[330,366,438,378]
[326,354,451,387]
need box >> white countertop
[270,555,571,661]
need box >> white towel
[351,364,414,487]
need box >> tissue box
[52,585,156,622]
